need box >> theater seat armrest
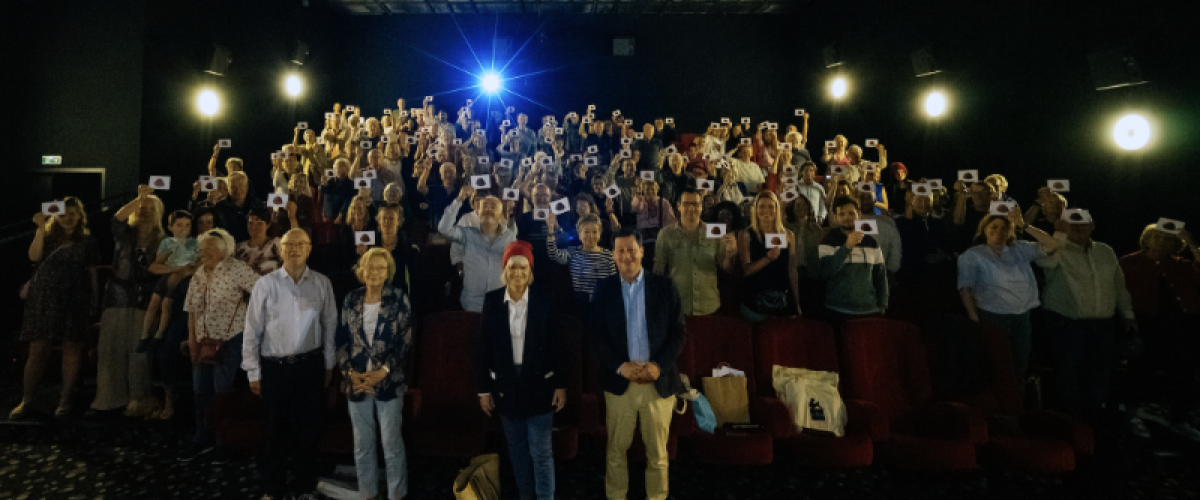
[845,398,890,442]
[1023,410,1093,457]
[754,397,796,439]
[919,401,988,444]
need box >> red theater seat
[406,311,489,458]
[838,318,986,471]
[751,318,879,468]
[678,315,775,465]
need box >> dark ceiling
[326,0,802,15]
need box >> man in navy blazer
[588,228,686,500]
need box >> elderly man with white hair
[439,186,517,312]
[243,228,338,500]
[179,228,261,463]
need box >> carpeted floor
[1,380,1198,500]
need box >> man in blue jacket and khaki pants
[589,228,687,500]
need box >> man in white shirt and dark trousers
[242,229,338,500]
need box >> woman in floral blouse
[336,247,414,500]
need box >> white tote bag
[772,365,848,437]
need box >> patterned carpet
[1,381,1197,500]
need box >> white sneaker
[1128,417,1151,438]
[1169,422,1200,443]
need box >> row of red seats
[208,313,1091,474]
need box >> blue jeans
[348,396,408,500]
[192,333,243,445]
[977,310,1033,379]
[500,411,555,500]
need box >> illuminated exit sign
[42,156,62,165]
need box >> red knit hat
[889,162,907,173]
[502,241,534,270]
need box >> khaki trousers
[91,308,151,410]
[604,383,675,500]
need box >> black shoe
[135,338,151,354]
[147,337,163,353]
[178,442,215,462]
[209,446,233,465]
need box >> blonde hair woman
[11,197,100,420]
[336,247,414,500]
[738,191,802,322]
[89,185,164,416]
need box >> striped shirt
[546,236,617,300]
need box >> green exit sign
[42,156,62,165]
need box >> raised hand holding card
[1156,218,1185,234]
[765,233,787,249]
[218,139,231,148]
[298,122,308,130]
[865,139,878,147]
[855,219,879,235]
[825,140,836,148]
[989,201,1016,216]
[533,209,549,220]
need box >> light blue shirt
[438,199,518,313]
[957,240,1044,315]
[620,270,650,363]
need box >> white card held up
[767,123,778,130]
[635,132,644,140]
[551,198,571,215]
[533,208,549,220]
[355,231,375,245]
[406,136,418,144]
[380,136,390,144]
[825,140,836,148]
[582,117,592,124]
[585,157,599,166]
[201,177,217,192]
[795,108,805,116]
[569,154,582,161]
[781,189,799,202]
[507,106,515,113]
[740,138,751,145]
[453,138,463,145]
[782,165,797,175]
[639,171,655,181]
[927,179,943,189]
[741,117,751,124]
[911,183,932,195]
[721,117,730,124]
[706,223,726,239]
[1048,179,1070,192]
[1062,209,1092,224]
[782,176,798,186]
[345,106,355,112]
[543,136,553,144]
[856,219,879,235]
[325,113,335,119]
[588,105,596,110]
[863,164,877,173]
[354,177,371,189]
[587,145,598,153]
[831,165,848,177]
[857,182,875,193]
[665,145,677,154]
[765,233,787,249]
[555,127,564,135]
[697,179,714,191]
[620,150,631,158]
[621,137,633,145]
[612,110,621,116]
[477,156,490,165]
[475,129,485,136]
[1156,218,1185,234]
[149,176,171,190]
[959,170,979,182]
[503,120,511,127]
[471,175,491,189]
[271,152,281,160]
[323,170,335,179]
[865,139,879,148]
[605,185,621,199]
[383,109,392,115]
[781,143,792,151]
[425,95,433,101]
[363,169,377,179]
[624,119,633,126]
[298,122,308,130]
[989,200,1017,216]
[41,201,66,216]
[500,159,514,168]
[218,139,231,148]
[521,158,533,167]
[317,137,326,145]
[502,188,520,201]
[267,194,289,208]
[710,122,719,129]
[540,157,553,167]
[665,118,674,124]
[360,140,373,149]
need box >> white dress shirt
[505,288,530,366]
[242,266,338,382]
